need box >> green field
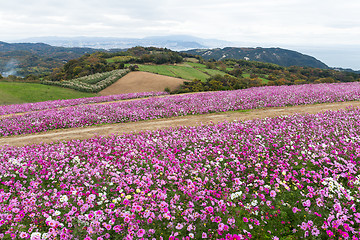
[128,64,208,81]
[0,82,96,105]
[128,62,230,82]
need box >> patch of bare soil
[99,71,188,95]
[1,101,359,147]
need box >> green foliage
[44,47,184,82]
[175,58,360,94]
[2,43,359,95]
[0,42,99,77]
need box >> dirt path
[1,100,360,147]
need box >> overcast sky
[1,0,360,69]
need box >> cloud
[0,0,359,47]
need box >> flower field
[1,106,360,239]
[0,92,169,116]
[1,82,360,137]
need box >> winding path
[1,100,360,147]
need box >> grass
[260,77,269,84]
[128,64,210,82]
[135,65,176,77]
[0,82,96,105]
[185,62,208,69]
[131,62,232,82]
[166,65,209,81]
[202,68,228,77]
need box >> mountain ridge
[1,40,356,77]
[183,47,329,69]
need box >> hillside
[0,82,95,105]
[1,41,332,78]
[183,47,329,69]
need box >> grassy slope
[129,62,230,82]
[129,62,270,84]
[0,82,96,105]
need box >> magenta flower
[19,232,28,238]
[270,190,276,197]
[334,203,342,212]
[124,216,130,223]
[292,207,300,213]
[113,225,122,233]
[326,230,334,237]
[206,206,214,213]
[175,223,184,230]
[303,199,311,207]
[137,229,146,238]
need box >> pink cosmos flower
[311,227,320,236]
[124,216,131,223]
[218,223,225,231]
[214,216,221,223]
[87,213,94,220]
[270,190,276,197]
[229,234,241,240]
[113,225,123,233]
[105,224,111,230]
[300,222,308,230]
[303,199,311,207]
[326,230,334,237]
[175,223,184,230]
[169,237,179,240]
[137,229,146,238]
[334,203,342,212]
[206,206,214,213]
[19,232,28,238]
[292,207,300,213]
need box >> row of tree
[174,59,360,93]
[44,47,184,81]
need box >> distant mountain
[0,41,100,76]
[17,35,232,51]
[0,41,98,60]
[183,47,329,69]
